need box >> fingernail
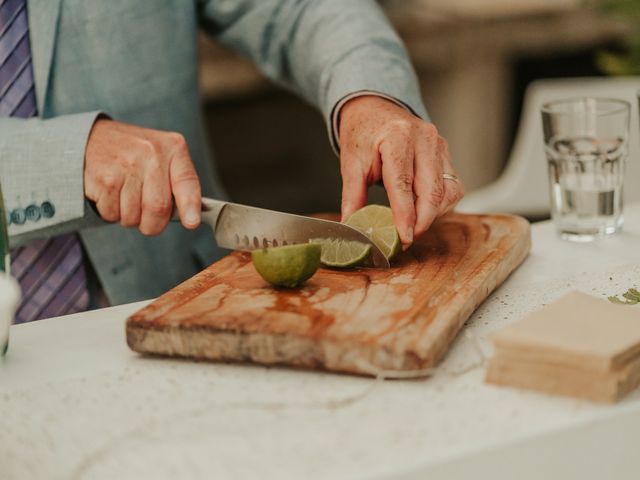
[406,228,414,243]
[340,204,351,222]
[401,228,413,251]
[185,208,199,226]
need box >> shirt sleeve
[0,111,105,246]
[198,0,428,155]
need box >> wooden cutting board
[126,213,530,375]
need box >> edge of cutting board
[126,213,531,376]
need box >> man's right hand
[84,119,202,235]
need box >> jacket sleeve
[197,0,428,150]
[0,111,104,247]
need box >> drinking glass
[541,97,630,242]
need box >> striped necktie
[1,0,90,323]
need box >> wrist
[339,95,411,139]
[340,94,400,121]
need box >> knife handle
[88,198,226,228]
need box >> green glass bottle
[0,182,8,273]
[0,182,10,356]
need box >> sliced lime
[345,204,400,260]
[251,243,321,288]
[309,238,371,268]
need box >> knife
[179,197,390,268]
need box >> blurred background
[199,0,638,217]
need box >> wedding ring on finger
[442,173,459,183]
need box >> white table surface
[3,206,640,480]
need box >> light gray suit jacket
[0,0,426,305]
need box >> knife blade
[197,197,390,268]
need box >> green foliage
[608,287,640,305]
[601,0,640,14]
[598,0,640,75]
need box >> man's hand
[339,95,464,250]
[84,119,201,235]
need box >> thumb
[340,154,368,223]
[170,145,202,229]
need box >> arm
[1,113,203,247]
[0,112,102,247]
[198,0,427,146]
[199,0,464,247]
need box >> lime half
[251,243,321,288]
[345,205,400,260]
[309,238,371,268]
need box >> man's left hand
[338,95,464,250]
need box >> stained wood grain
[126,213,530,375]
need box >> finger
[380,135,416,249]
[413,129,444,239]
[339,149,370,223]
[168,134,201,229]
[439,142,465,215]
[94,172,123,223]
[139,160,173,236]
[119,175,143,228]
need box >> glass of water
[541,97,630,242]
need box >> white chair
[457,77,640,217]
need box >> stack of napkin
[486,291,640,403]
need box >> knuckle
[427,183,446,208]
[172,169,199,186]
[84,181,99,200]
[387,118,413,133]
[167,132,188,150]
[384,120,414,144]
[138,138,157,157]
[147,155,164,171]
[99,206,119,223]
[122,155,138,171]
[446,185,460,203]
[120,212,140,228]
[394,173,414,193]
[142,198,172,218]
[421,122,439,138]
[99,172,122,191]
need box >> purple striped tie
[1,0,89,323]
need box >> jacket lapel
[27,0,63,115]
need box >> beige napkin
[486,291,640,403]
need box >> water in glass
[546,135,625,241]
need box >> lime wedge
[345,205,400,260]
[251,243,321,288]
[309,238,371,268]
